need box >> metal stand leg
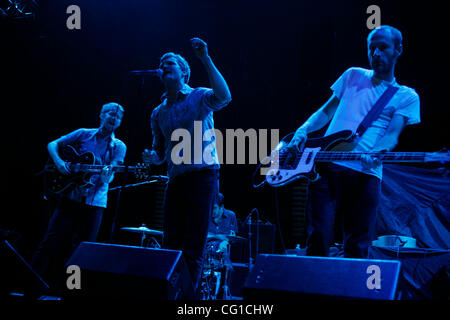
[222,267,231,300]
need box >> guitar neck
[68,164,139,173]
[315,151,427,163]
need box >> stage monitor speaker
[0,240,49,298]
[229,262,249,298]
[243,254,401,300]
[64,242,192,299]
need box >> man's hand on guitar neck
[361,114,404,169]
[100,165,114,184]
[361,154,381,169]
[361,149,387,170]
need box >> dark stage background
[3,0,448,261]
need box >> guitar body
[43,145,154,197]
[44,145,97,196]
[265,130,354,187]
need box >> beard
[371,59,393,75]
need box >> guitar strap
[105,139,115,165]
[354,85,399,138]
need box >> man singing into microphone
[142,38,231,297]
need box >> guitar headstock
[134,163,152,180]
[425,149,450,163]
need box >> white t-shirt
[326,67,420,179]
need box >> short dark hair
[367,25,403,50]
[101,102,124,114]
[160,52,191,84]
[215,193,224,207]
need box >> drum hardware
[121,224,163,248]
[243,208,259,271]
[200,232,247,300]
[206,233,247,243]
[108,176,168,242]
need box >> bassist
[287,26,420,258]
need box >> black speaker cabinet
[229,262,250,298]
[243,254,401,300]
[64,242,193,299]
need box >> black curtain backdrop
[3,0,448,260]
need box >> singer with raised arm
[142,38,231,297]
[32,103,127,298]
[287,26,420,258]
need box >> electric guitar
[43,145,151,196]
[263,130,449,187]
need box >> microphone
[243,208,257,225]
[129,69,162,76]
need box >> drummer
[208,193,238,255]
[206,192,238,299]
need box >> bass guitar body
[265,130,354,187]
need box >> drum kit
[200,232,247,300]
[120,224,248,300]
[113,175,250,300]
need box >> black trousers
[163,168,219,295]
[31,197,104,294]
[306,164,381,258]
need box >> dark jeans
[163,168,219,296]
[32,197,104,294]
[306,164,380,258]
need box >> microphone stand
[248,210,253,271]
[255,208,260,263]
[108,176,168,242]
[244,208,257,272]
[119,71,153,105]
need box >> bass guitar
[262,130,449,187]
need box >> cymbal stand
[221,243,232,300]
[140,232,146,247]
[108,176,168,242]
[200,246,215,300]
[248,209,254,271]
[147,236,161,248]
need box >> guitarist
[32,102,127,297]
[287,26,420,258]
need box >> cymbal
[207,233,247,243]
[121,226,163,236]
